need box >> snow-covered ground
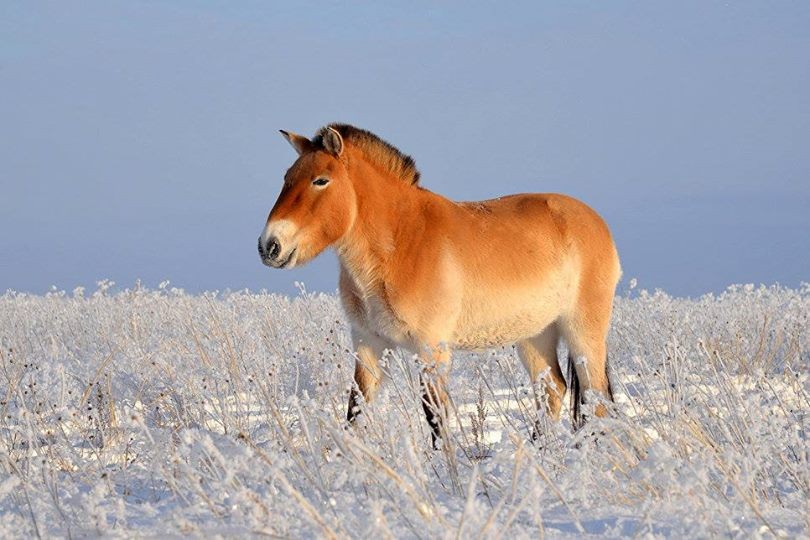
[0,281,807,537]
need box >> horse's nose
[263,237,281,260]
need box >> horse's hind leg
[420,345,452,449]
[346,329,388,423]
[517,324,566,436]
[560,290,615,427]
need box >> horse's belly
[451,293,563,350]
[451,321,548,349]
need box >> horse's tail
[567,353,583,429]
[605,352,615,402]
[567,349,615,430]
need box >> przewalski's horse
[259,124,621,446]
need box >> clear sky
[1,1,808,297]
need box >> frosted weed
[0,282,807,537]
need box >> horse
[258,123,621,446]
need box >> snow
[0,282,807,537]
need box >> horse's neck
[336,170,425,297]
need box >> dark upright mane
[313,123,421,185]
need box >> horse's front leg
[346,329,389,423]
[419,345,452,449]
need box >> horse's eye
[312,177,330,187]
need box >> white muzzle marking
[259,219,300,269]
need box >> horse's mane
[313,124,421,185]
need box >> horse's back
[454,192,619,280]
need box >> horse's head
[258,127,356,269]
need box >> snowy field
[0,281,807,538]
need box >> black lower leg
[346,388,362,423]
[421,396,443,448]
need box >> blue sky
[1,1,808,297]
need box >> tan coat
[259,124,621,443]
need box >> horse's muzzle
[258,236,295,268]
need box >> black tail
[567,351,615,430]
[567,353,583,430]
[605,352,615,402]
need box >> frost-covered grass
[0,281,807,537]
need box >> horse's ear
[279,130,313,156]
[322,127,344,157]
